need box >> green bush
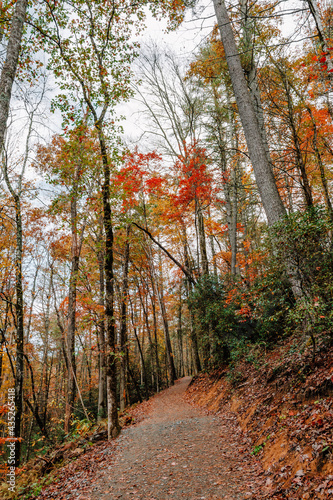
[188,275,258,368]
[187,207,333,371]
[268,206,333,339]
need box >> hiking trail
[38,377,267,500]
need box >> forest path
[90,377,266,500]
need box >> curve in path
[91,377,265,500]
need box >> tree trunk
[138,282,158,392]
[97,238,106,421]
[157,247,177,384]
[211,83,238,274]
[64,196,79,433]
[151,293,161,392]
[39,279,52,429]
[284,79,313,207]
[119,226,130,412]
[145,234,176,385]
[195,199,209,275]
[65,163,86,432]
[306,0,333,116]
[240,0,271,164]
[0,0,28,156]
[157,287,176,385]
[0,0,29,467]
[212,0,286,225]
[97,130,120,439]
[182,225,201,373]
[313,134,333,219]
[177,291,184,378]
[306,106,333,219]
[14,196,24,466]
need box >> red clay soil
[36,376,269,500]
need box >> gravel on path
[90,377,266,500]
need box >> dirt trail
[90,377,266,500]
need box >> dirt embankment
[185,335,333,499]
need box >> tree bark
[137,281,158,392]
[145,239,176,385]
[119,226,130,411]
[98,130,120,439]
[306,0,333,116]
[211,85,238,274]
[195,199,209,275]
[157,246,177,384]
[283,79,313,207]
[177,290,184,378]
[64,182,79,433]
[0,0,28,468]
[182,225,201,373]
[212,0,286,225]
[0,0,28,156]
[304,105,333,219]
[97,241,106,421]
[150,291,161,392]
[14,195,24,466]
[129,298,149,400]
[213,0,306,299]
[240,0,271,164]
[313,131,333,220]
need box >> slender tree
[0,0,28,155]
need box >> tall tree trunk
[212,84,238,274]
[65,196,79,433]
[229,117,240,276]
[0,0,29,467]
[64,164,86,432]
[0,0,28,156]
[213,0,306,299]
[313,134,333,219]
[182,224,201,373]
[39,279,52,429]
[97,130,120,439]
[195,199,209,275]
[129,297,149,400]
[119,226,130,412]
[157,285,176,385]
[306,106,333,219]
[212,0,286,225]
[145,234,176,385]
[283,79,313,207]
[177,290,184,378]
[157,246,177,384]
[240,0,271,164]
[306,0,333,117]
[14,195,24,466]
[137,282,158,392]
[97,237,106,421]
[150,292,161,392]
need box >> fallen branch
[133,223,196,285]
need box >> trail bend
[90,377,265,500]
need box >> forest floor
[35,377,267,500]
